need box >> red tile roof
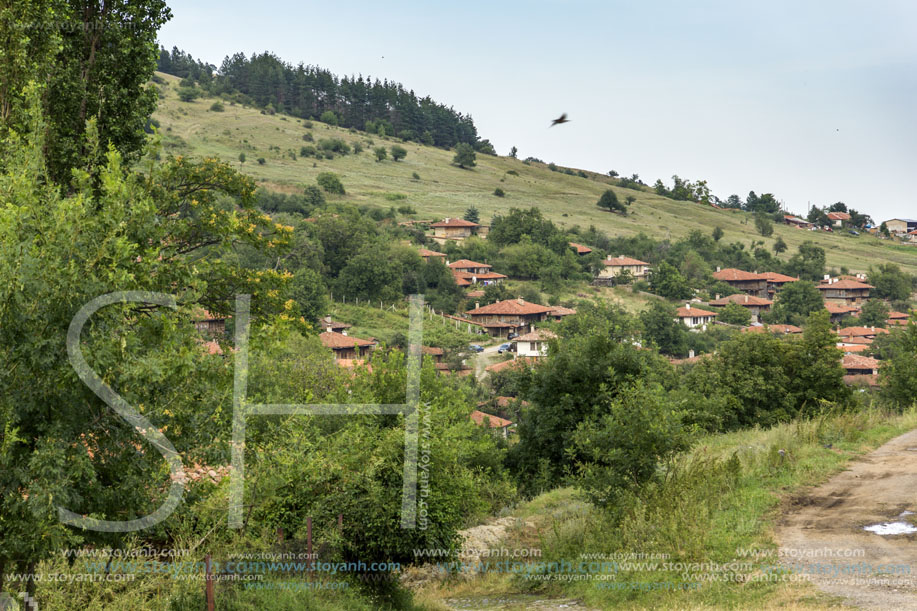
[470,410,514,428]
[742,324,802,334]
[485,357,537,373]
[837,326,889,337]
[824,302,859,315]
[319,331,374,349]
[569,242,593,254]
[603,256,649,266]
[817,279,874,290]
[827,212,851,221]
[448,259,492,270]
[547,305,577,316]
[888,311,910,319]
[759,272,799,283]
[513,329,557,343]
[843,374,879,387]
[842,354,880,370]
[675,305,717,318]
[431,218,479,228]
[418,248,447,258]
[466,290,485,298]
[713,268,764,282]
[840,336,873,345]
[422,346,444,356]
[840,344,870,353]
[466,298,553,317]
[709,294,773,307]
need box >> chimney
[475,302,480,309]
[824,274,830,281]
[342,330,348,336]
[607,254,612,261]
[744,295,749,303]
[689,349,695,359]
[716,266,721,272]
[518,297,524,304]
[715,294,721,300]
[686,303,691,310]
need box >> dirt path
[776,428,917,610]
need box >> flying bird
[550,113,569,127]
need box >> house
[826,212,851,227]
[742,324,802,335]
[193,309,227,337]
[675,303,717,329]
[319,331,374,361]
[784,215,814,228]
[842,354,880,376]
[319,316,352,333]
[837,326,889,340]
[708,293,773,323]
[422,346,445,364]
[466,289,486,299]
[595,255,650,284]
[469,410,515,438]
[569,242,592,255]
[418,248,447,263]
[512,328,557,358]
[546,305,577,321]
[883,218,917,236]
[887,311,910,326]
[430,217,486,244]
[712,268,769,298]
[907,229,917,243]
[465,298,554,338]
[485,356,537,374]
[758,272,799,298]
[448,259,507,286]
[818,277,873,305]
[824,301,859,323]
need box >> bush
[397,205,417,215]
[302,132,314,142]
[352,142,363,154]
[209,101,225,112]
[493,187,505,197]
[390,145,407,161]
[412,172,420,180]
[176,86,199,102]
[452,143,476,168]
[257,157,266,165]
[319,110,339,125]
[317,172,345,195]
[718,301,752,326]
[318,138,351,155]
[597,189,626,214]
[303,120,313,128]
[300,145,317,157]
[374,146,388,162]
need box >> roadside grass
[152,73,917,277]
[329,302,483,348]
[417,405,917,609]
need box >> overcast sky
[159,0,917,221]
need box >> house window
[530,342,537,352]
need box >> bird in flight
[550,113,569,127]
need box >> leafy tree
[859,299,890,328]
[712,226,724,242]
[754,212,774,237]
[828,201,847,212]
[718,302,752,326]
[509,146,518,158]
[303,184,326,208]
[869,264,913,302]
[334,245,402,302]
[319,110,339,125]
[724,194,743,209]
[880,222,891,237]
[257,157,266,165]
[640,301,688,356]
[453,142,476,168]
[390,144,407,161]
[493,187,505,197]
[463,206,480,224]
[880,316,917,407]
[773,236,788,254]
[649,261,692,300]
[316,171,345,194]
[481,282,511,305]
[238,152,246,165]
[596,189,626,214]
[764,280,823,325]
[290,267,330,323]
[784,241,826,281]
[373,146,388,161]
[209,101,224,112]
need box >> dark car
[469,344,484,353]
[497,343,512,353]
[507,332,518,340]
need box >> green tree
[319,109,339,125]
[290,267,330,324]
[640,301,688,356]
[316,171,345,194]
[238,152,246,165]
[718,302,752,326]
[712,226,724,242]
[463,206,480,224]
[785,241,826,281]
[880,315,917,407]
[754,212,774,237]
[374,146,388,161]
[509,145,518,158]
[453,142,476,168]
[493,187,505,197]
[764,280,823,325]
[859,299,890,328]
[390,144,407,161]
[773,236,788,254]
[649,261,692,300]
[869,264,913,302]
[334,245,402,302]
[596,189,626,214]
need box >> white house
[511,328,557,358]
[675,303,717,329]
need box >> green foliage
[712,226,724,241]
[649,261,692,300]
[597,189,626,214]
[453,143,476,168]
[640,301,688,356]
[238,152,246,164]
[390,144,407,161]
[754,212,774,237]
[318,137,351,155]
[300,145,317,157]
[290,267,330,323]
[352,141,363,154]
[334,245,403,302]
[209,101,225,112]
[493,187,505,197]
[785,241,826,281]
[257,157,266,165]
[764,280,823,325]
[317,171,345,194]
[869,263,913,302]
[879,317,917,407]
[177,86,200,102]
[773,236,788,254]
[319,110,339,125]
[463,206,480,224]
[374,146,388,161]
[859,299,890,328]
[717,301,752,326]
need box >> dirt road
[777,428,917,610]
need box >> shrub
[397,205,417,215]
[300,145,317,157]
[317,172,345,195]
[318,138,351,155]
[209,101,225,112]
[176,86,199,102]
[257,157,266,165]
[319,110,339,125]
[352,142,363,154]
[374,147,388,162]
[303,120,313,128]
[302,132,314,142]
[412,172,420,180]
[390,145,407,161]
[384,193,407,201]
[506,170,519,176]
[452,143,476,168]
[493,188,505,197]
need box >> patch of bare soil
[777,428,917,610]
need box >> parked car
[507,332,519,340]
[497,343,512,353]
[469,344,484,353]
[848,229,859,236]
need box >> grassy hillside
[152,72,917,276]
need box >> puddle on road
[863,511,917,535]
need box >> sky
[158,0,917,221]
